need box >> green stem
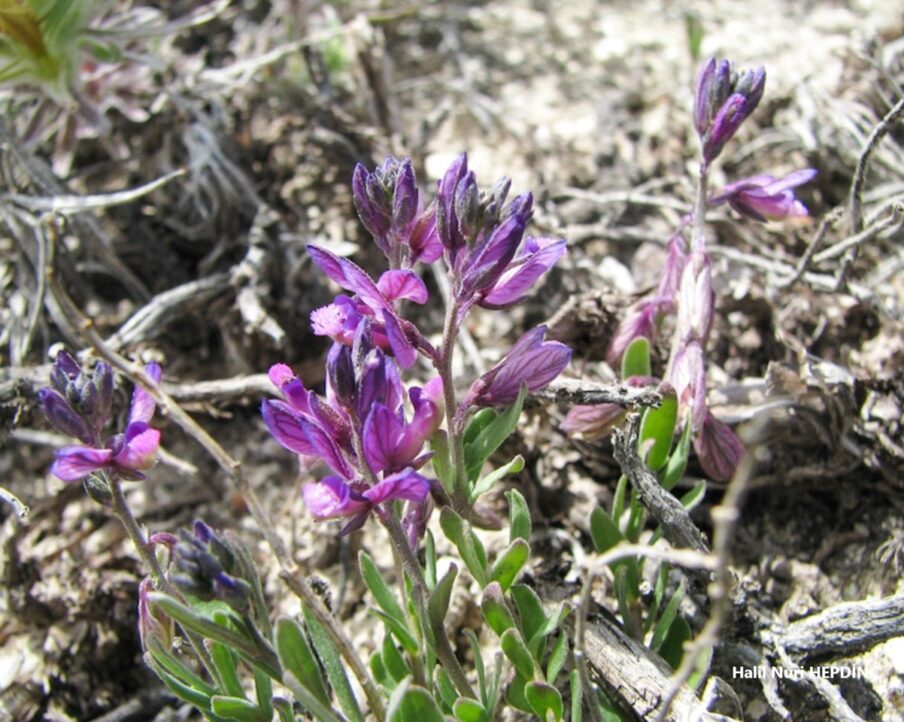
[380,510,476,700]
[106,473,219,684]
[437,297,470,512]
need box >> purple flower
[307,244,430,367]
[47,362,162,482]
[694,57,765,163]
[464,325,571,408]
[479,237,567,309]
[302,468,431,534]
[667,339,707,435]
[352,157,443,266]
[606,300,661,367]
[362,377,443,474]
[170,520,253,610]
[693,412,745,482]
[711,169,817,222]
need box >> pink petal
[129,362,161,425]
[377,270,429,304]
[115,427,161,471]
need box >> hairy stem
[379,510,476,699]
[437,297,470,512]
[105,473,219,684]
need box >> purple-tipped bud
[392,159,418,233]
[712,169,817,222]
[694,57,766,162]
[327,343,356,409]
[39,388,93,444]
[352,163,391,243]
[465,325,572,408]
[455,171,480,240]
[459,208,528,300]
[89,362,114,433]
[436,154,469,259]
[171,521,250,610]
[694,412,745,482]
[138,578,173,652]
[50,349,81,394]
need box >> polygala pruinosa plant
[36,55,815,721]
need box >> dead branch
[780,594,904,662]
[534,378,662,407]
[611,415,710,554]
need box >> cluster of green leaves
[0,0,118,94]
[587,338,707,714]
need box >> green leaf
[481,582,516,637]
[598,688,633,722]
[650,584,685,653]
[463,385,527,483]
[434,666,458,710]
[546,633,568,683]
[147,657,213,713]
[302,605,365,722]
[428,563,458,629]
[500,628,536,681]
[470,454,524,501]
[370,650,390,688]
[430,431,455,495]
[382,634,410,683]
[253,668,273,720]
[621,337,651,379]
[371,608,420,657]
[386,679,445,722]
[510,584,545,645]
[440,507,489,587]
[464,629,487,705]
[274,617,330,706]
[525,681,564,722]
[505,672,533,714]
[147,594,261,661]
[282,670,345,722]
[148,647,217,695]
[638,388,678,471]
[425,530,438,590]
[659,615,692,671]
[210,696,268,722]
[273,697,294,722]
[680,480,706,511]
[490,539,529,591]
[360,551,408,626]
[611,474,628,526]
[569,669,582,722]
[463,408,497,448]
[529,605,571,660]
[506,489,531,544]
[210,642,244,699]
[661,421,692,491]
[453,697,491,722]
[589,507,623,554]
[684,11,705,61]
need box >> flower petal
[362,403,404,474]
[129,362,162,425]
[115,425,161,471]
[302,477,367,519]
[362,468,431,506]
[377,270,429,304]
[51,446,113,482]
[481,237,566,308]
[261,400,317,456]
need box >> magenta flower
[46,362,162,482]
[693,412,745,482]
[302,469,431,535]
[463,325,571,408]
[711,169,817,222]
[307,245,431,367]
[479,236,567,309]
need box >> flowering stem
[105,472,219,684]
[437,296,470,512]
[378,509,476,699]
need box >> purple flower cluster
[39,351,162,482]
[565,57,815,482]
[263,154,571,533]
